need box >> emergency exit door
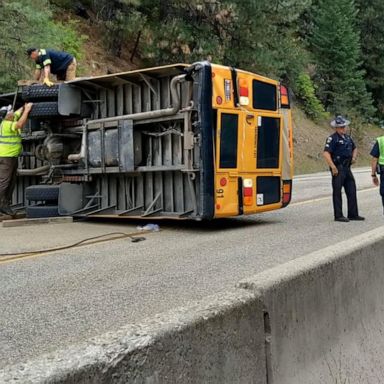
[214,110,241,217]
[254,114,282,206]
[227,111,282,211]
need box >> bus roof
[210,63,279,85]
[66,63,189,90]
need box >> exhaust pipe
[85,74,186,126]
[68,125,87,162]
[67,74,187,163]
[17,165,50,176]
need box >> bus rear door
[230,107,284,215]
[214,110,242,217]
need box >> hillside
[67,15,137,76]
[74,21,382,176]
[292,107,383,174]
[2,1,383,175]
[72,12,384,175]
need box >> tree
[69,0,312,87]
[356,0,384,118]
[130,0,311,83]
[0,0,85,91]
[309,0,375,117]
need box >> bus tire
[25,185,60,202]
[22,84,60,101]
[29,102,59,118]
[26,205,59,218]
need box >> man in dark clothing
[27,48,77,86]
[323,115,365,222]
[370,135,384,213]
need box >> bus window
[257,117,280,169]
[220,113,238,168]
[253,80,277,111]
[257,176,281,205]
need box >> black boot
[0,205,15,216]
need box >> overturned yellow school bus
[1,62,293,220]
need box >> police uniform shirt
[324,132,356,163]
[370,141,380,158]
[35,49,73,75]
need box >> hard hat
[0,105,13,118]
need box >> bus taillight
[282,180,292,207]
[280,85,290,108]
[243,178,253,206]
[239,78,249,106]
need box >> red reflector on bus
[283,193,291,204]
[280,85,290,108]
[280,85,288,95]
[282,180,292,207]
[240,87,248,97]
[243,187,253,197]
[243,178,253,206]
[220,177,227,186]
[239,78,249,97]
[216,96,223,105]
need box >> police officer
[370,135,384,213]
[27,48,77,87]
[323,115,365,222]
[0,103,33,216]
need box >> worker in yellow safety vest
[370,135,384,214]
[0,103,33,216]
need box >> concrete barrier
[238,226,384,384]
[1,226,384,383]
[0,289,267,384]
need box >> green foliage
[121,0,312,80]
[49,0,73,9]
[88,0,144,57]
[309,0,375,118]
[3,0,384,130]
[348,113,366,145]
[295,73,327,120]
[356,0,384,118]
[0,0,85,91]
[56,20,87,62]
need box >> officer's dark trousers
[331,165,359,219]
[380,166,384,211]
[0,157,18,208]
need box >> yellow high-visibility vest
[0,112,22,157]
[378,136,384,165]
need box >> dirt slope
[293,107,383,174]
[67,13,384,175]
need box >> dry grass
[57,12,138,77]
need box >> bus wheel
[22,84,60,101]
[29,102,59,118]
[26,204,59,218]
[25,185,60,202]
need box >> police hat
[330,115,350,128]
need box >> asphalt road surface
[0,167,382,368]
